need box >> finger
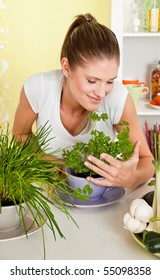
[84,155,116,175]
[85,154,123,178]
[127,141,140,166]
[99,153,121,168]
[87,154,118,167]
[85,155,109,170]
[87,176,113,187]
[132,140,140,159]
[84,159,109,177]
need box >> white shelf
[123,32,160,37]
[137,98,160,116]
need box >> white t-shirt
[24,70,128,158]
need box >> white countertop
[0,182,158,260]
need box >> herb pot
[66,168,109,201]
[0,202,28,232]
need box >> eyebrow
[86,75,118,81]
[108,76,117,81]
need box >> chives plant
[0,123,89,244]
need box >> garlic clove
[130,198,144,216]
[130,198,153,223]
[123,212,147,233]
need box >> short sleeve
[103,81,128,124]
[24,73,44,113]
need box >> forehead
[74,58,119,79]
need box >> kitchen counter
[0,182,158,260]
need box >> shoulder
[43,69,63,82]
[24,69,63,101]
[24,69,63,87]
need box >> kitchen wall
[0,0,111,126]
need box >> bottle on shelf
[142,0,152,31]
[150,60,160,102]
[148,0,160,32]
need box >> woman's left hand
[84,141,140,189]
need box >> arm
[12,87,64,164]
[84,94,155,189]
[12,87,37,140]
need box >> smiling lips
[87,95,102,104]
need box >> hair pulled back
[60,13,120,69]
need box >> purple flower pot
[66,168,109,201]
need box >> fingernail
[84,161,89,167]
[87,155,92,161]
[100,153,105,159]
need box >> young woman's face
[64,57,119,111]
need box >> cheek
[72,79,90,94]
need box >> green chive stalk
[148,131,160,233]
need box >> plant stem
[155,161,160,232]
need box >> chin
[86,104,100,112]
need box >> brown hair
[60,13,120,68]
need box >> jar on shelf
[129,0,143,32]
[150,60,160,102]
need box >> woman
[12,13,154,189]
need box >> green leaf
[62,113,134,176]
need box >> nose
[94,85,106,99]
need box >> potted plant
[62,112,134,200]
[0,122,89,258]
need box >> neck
[60,84,89,136]
[61,83,86,117]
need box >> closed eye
[107,81,114,84]
[88,80,96,84]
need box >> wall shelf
[111,0,160,130]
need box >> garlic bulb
[123,212,147,233]
[130,198,153,223]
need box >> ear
[61,57,70,78]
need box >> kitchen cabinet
[111,0,160,130]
